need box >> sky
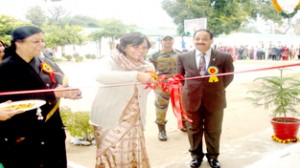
[0,0,176,28]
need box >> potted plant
[247,68,300,143]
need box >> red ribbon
[157,75,169,92]
[144,81,157,89]
[144,71,158,90]
[166,75,192,129]
[144,73,192,129]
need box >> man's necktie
[198,52,206,76]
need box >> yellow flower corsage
[207,66,219,83]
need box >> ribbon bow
[145,72,192,129]
[167,74,192,129]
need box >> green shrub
[73,53,80,58]
[72,53,83,62]
[52,57,64,62]
[62,54,73,61]
[85,54,96,59]
[60,106,94,142]
[75,56,84,62]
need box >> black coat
[0,54,67,168]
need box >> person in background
[90,32,155,168]
[177,29,234,168]
[281,45,289,60]
[0,40,7,62]
[149,35,184,141]
[0,25,82,168]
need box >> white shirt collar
[195,48,212,69]
[196,48,211,57]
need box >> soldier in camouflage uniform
[149,35,183,141]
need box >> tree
[253,0,295,34]
[252,0,283,22]
[89,29,104,58]
[69,15,101,28]
[47,5,71,27]
[0,15,24,44]
[99,18,135,49]
[162,0,254,36]
[161,0,290,36]
[26,6,47,27]
[88,19,138,57]
[42,24,86,54]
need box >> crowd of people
[0,26,235,168]
[216,44,300,61]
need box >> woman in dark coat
[0,26,81,168]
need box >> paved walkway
[62,60,300,168]
[156,128,300,168]
[67,127,300,168]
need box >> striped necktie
[198,52,206,76]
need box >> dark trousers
[187,105,224,160]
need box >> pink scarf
[111,52,148,71]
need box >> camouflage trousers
[154,84,170,125]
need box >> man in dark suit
[177,29,234,168]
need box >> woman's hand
[54,85,82,100]
[137,72,156,83]
[0,100,24,121]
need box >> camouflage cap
[161,35,174,41]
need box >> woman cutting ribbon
[90,32,155,168]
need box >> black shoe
[181,120,188,132]
[157,124,167,141]
[158,131,167,141]
[180,127,187,132]
[190,158,202,168]
[208,159,220,168]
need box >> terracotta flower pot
[271,117,300,140]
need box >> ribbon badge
[41,62,56,83]
[207,66,219,83]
